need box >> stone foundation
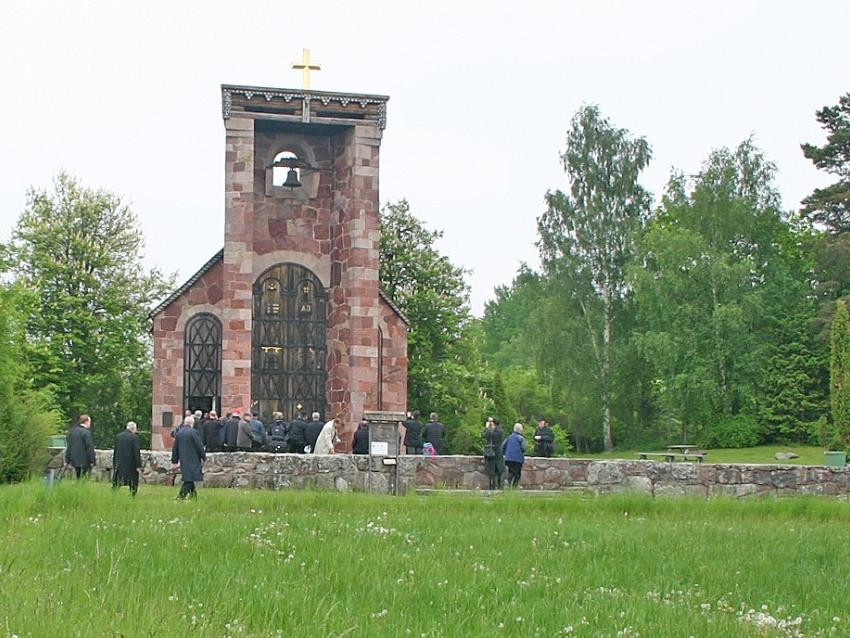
[46,450,850,498]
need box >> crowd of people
[175,409,342,455]
[61,408,557,498]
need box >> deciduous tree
[380,200,484,451]
[537,105,652,450]
[10,173,171,446]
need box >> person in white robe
[313,418,340,454]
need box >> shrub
[551,424,573,456]
[698,415,761,449]
[0,387,60,483]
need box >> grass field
[2,481,849,637]
[577,445,828,466]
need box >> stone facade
[150,86,408,450]
[49,450,850,498]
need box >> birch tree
[537,106,651,450]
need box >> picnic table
[637,444,706,463]
[666,444,700,454]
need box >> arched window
[183,313,222,414]
[272,150,299,187]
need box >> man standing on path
[422,412,446,455]
[65,414,95,478]
[112,421,142,495]
[171,415,205,499]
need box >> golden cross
[291,48,321,89]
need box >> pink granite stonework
[150,86,407,451]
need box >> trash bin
[49,435,67,448]
[824,451,846,467]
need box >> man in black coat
[288,412,308,454]
[422,412,446,455]
[267,412,289,453]
[401,410,424,455]
[112,421,143,495]
[304,412,324,453]
[352,420,370,454]
[222,411,240,451]
[65,414,96,478]
[171,416,206,499]
[201,411,223,452]
[533,418,555,457]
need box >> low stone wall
[46,449,850,497]
[407,456,850,497]
[47,449,402,494]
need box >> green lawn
[1,481,849,637]
[576,445,829,465]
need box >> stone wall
[47,450,850,498]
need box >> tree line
[385,93,850,454]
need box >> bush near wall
[0,388,59,483]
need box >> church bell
[282,167,302,189]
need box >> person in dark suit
[482,417,505,490]
[112,421,143,495]
[288,412,308,453]
[65,414,96,478]
[422,412,446,455]
[304,412,324,453]
[401,410,424,455]
[201,411,223,452]
[533,418,555,458]
[223,411,240,451]
[237,412,255,451]
[352,420,370,454]
[171,416,206,498]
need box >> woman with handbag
[482,417,505,490]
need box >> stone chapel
[149,83,409,451]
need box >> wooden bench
[638,452,705,463]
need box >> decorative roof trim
[379,289,411,327]
[221,84,389,129]
[150,249,224,318]
[150,247,410,327]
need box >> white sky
[1,1,848,315]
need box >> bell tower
[219,83,397,428]
[150,81,407,450]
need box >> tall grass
[1,481,848,637]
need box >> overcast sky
[1,1,848,314]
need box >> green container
[49,435,67,448]
[824,451,847,467]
